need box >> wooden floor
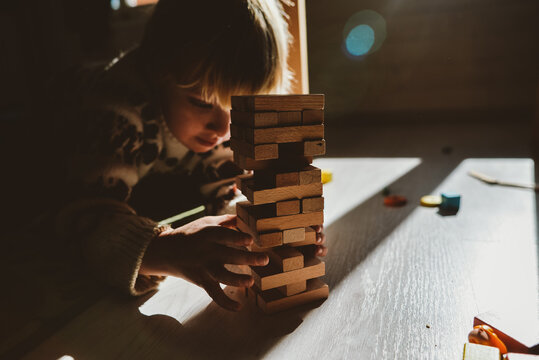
[1,118,537,359]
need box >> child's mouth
[196,136,218,147]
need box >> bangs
[173,0,292,108]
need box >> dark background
[2,0,538,120]
[0,0,538,224]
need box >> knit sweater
[49,50,239,296]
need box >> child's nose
[206,108,230,137]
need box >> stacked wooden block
[230,94,329,313]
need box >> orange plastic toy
[468,324,508,354]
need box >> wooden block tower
[230,94,328,313]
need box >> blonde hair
[140,0,292,107]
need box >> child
[48,0,327,311]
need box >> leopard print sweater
[51,49,240,296]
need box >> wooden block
[278,140,325,157]
[236,216,282,248]
[276,199,300,216]
[240,125,324,145]
[235,173,254,190]
[230,138,278,160]
[237,200,300,220]
[474,310,539,354]
[256,278,328,314]
[299,165,322,185]
[302,109,324,125]
[278,281,307,296]
[278,111,302,126]
[506,354,539,359]
[251,256,325,290]
[276,171,300,187]
[254,166,320,188]
[230,123,242,140]
[236,201,251,224]
[233,152,312,171]
[240,202,322,233]
[303,139,326,156]
[241,182,323,205]
[302,197,324,213]
[254,211,323,232]
[253,169,298,188]
[283,228,306,244]
[231,94,325,111]
[289,227,317,246]
[230,110,278,128]
[268,246,304,272]
[462,343,500,360]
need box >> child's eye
[188,96,213,109]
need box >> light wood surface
[251,257,325,291]
[231,95,324,112]
[283,0,309,94]
[236,124,324,145]
[1,121,537,359]
[279,281,307,297]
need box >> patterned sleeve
[55,105,167,296]
[190,141,245,215]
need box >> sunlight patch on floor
[314,157,422,227]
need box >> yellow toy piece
[321,170,333,184]
[420,195,442,207]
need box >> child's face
[162,83,231,153]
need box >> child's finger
[217,214,237,229]
[203,280,241,312]
[299,244,328,257]
[316,232,326,245]
[316,245,328,257]
[210,266,254,287]
[312,225,323,233]
[203,226,253,246]
[217,247,268,266]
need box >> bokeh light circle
[345,25,375,56]
[342,10,387,59]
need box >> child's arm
[53,105,169,296]
[140,214,269,311]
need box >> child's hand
[312,225,328,257]
[140,214,269,311]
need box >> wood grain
[242,125,324,145]
[302,196,324,213]
[256,278,329,314]
[288,227,317,246]
[278,281,307,297]
[231,95,324,111]
[283,228,307,244]
[254,211,323,232]
[230,139,279,160]
[299,165,322,185]
[278,111,302,126]
[276,199,301,216]
[237,200,300,220]
[231,110,278,128]
[5,124,537,360]
[251,257,324,290]
[254,165,320,187]
[241,182,323,205]
[279,140,326,157]
[236,216,282,248]
[268,246,304,272]
[302,109,324,125]
[233,152,312,171]
[283,0,309,94]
